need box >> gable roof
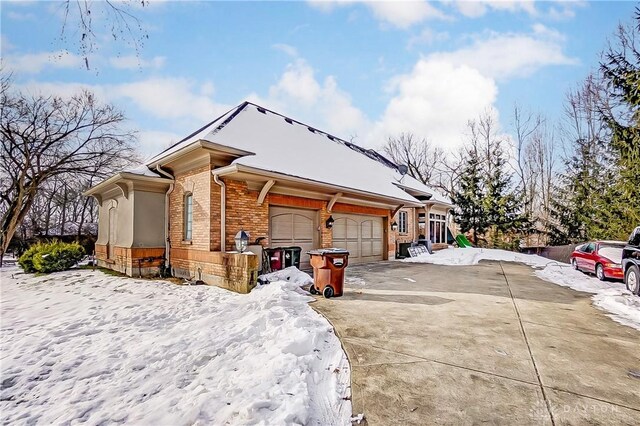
[146,101,451,206]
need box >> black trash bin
[283,246,302,269]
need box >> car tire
[323,286,334,299]
[571,258,579,271]
[596,264,606,281]
[625,265,640,295]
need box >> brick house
[84,102,453,293]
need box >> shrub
[18,241,85,273]
[18,242,48,273]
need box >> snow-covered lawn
[0,266,351,425]
[404,247,640,331]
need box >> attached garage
[269,206,319,270]
[332,213,385,264]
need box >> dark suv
[622,226,640,295]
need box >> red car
[570,241,626,281]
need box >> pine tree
[451,146,487,245]
[482,140,529,249]
[597,10,640,239]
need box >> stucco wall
[95,193,133,248]
[133,190,166,248]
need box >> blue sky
[1,1,636,157]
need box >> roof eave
[213,163,423,208]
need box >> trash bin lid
[307,248,349,255]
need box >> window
[398,211,408,234]
[184,193,193,241]
[429,213,447,244]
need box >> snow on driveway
[404,248,640,331]
[0,267,351,425]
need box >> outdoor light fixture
[391,221,398,231]
[235,229,250,253]
[325,215,335,229]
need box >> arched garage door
[332,214,384,264]
[269,206,318,270]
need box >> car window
[599,247,623,264]
[630,227,640,246]
[584,243,595,253]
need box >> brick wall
[224,179,269,251]
[95,244,164,276]
[170,164,212,251]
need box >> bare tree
[0,80,137,263]
[56,0,149,69]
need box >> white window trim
[398,211,408,234]
[184,192,193,241]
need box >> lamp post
[235,229,250,253]
[391,221,398,232]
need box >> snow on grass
[0,267,351,425]
[404,247,640,331]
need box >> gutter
[155,165,175,270]
[212,167,237,253]
[215,163,423,208]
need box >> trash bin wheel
[323,286,334,299]
[309,285,318,295]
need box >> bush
[18,241,85,273]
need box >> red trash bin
[307,248,349,298]
[265,248,283,271]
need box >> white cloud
[249,59,370,138]
[4,51,84,74]
[307,0,447,28]
[109,55,166,70]
[407,28,450,49]
[451,0,537,18]
[111,78,231,122]
[426,26,577,80]
[368,59,498,150]
[272,43,299,57]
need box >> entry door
[269,206,318,270]
[333,214,384,264]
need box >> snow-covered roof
[123,164,162,178]
[145,102,453,207]
[393,176,452,206]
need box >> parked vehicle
[622,226,640,295]
[570,241,626,281]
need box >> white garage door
[269,206,318,270]
[332,213,385,264]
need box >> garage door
[333,214,384,264]
[269,206,318,270]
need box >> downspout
[156,165,174,269]
[212,172,226,253]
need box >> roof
[143,101,452,207]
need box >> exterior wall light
[325,215,335,229]
[235,229,250,253]
[391,221,398,232]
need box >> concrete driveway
[311,260,640,425]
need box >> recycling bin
[265,248,283,271]
[283,246,302,269]
[307,248,349,298]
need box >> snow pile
[0,267,351,425]
[258,266,314,286]
[404,248,640,331]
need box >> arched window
[184,193,193,241]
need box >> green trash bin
[283,246,302,269]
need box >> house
[84,102,454,293]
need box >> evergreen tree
[482,140,529,249]
[597,10,640,239]
[451,146,487,245]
